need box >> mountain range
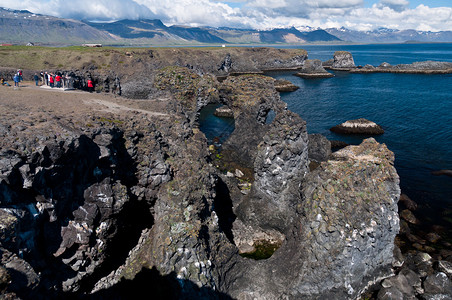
[326,27,452,43]
[1,7,452,46]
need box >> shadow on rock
[90,267,234,300]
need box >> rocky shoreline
[321,51,452,74]
[0,47,451,299]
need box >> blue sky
[2,0,452,31]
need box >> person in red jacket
[49,74,54,88]
[55,74,61,88]
[87,79,94,93]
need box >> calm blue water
[275,43,452,221]
[200,43,452,225]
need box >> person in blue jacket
[13,74,20,87]
[34,73,40,86]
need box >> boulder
[437,261,452,278]
[381,274,415,297]
[399,193,418,211]
[377,286,404,300]
[308,133,332,163]
[401,209,419,225]
[330,118,385,135]
[423,272,452,295]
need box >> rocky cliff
[0,48,402,299]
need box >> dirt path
[0,82,169,121]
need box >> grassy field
[0,45,308,81]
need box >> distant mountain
[0,7,116,45]
[206,26,340,44]
[87,20,340,44]
[0,7,341,45]
[326,27,452,43]
[86,19,227,43]
[4,6,450,46]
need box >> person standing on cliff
[55,73,61,88]
[87,78,94,93]
[34,73,39,86]
[49,73,54,88]
[13,74,20,87]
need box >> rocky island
[331,118,385,135]
[0,46,451,299]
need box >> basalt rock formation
[331,51,356,69]
[0,50,402,299]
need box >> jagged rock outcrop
[233,110,309,253]
[225,138,400,299]
[308,133,332,165]
[220,75,286,168]
[0,58,403,300]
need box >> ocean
[200,43,452,229]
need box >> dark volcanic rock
[226,138,401,299]
[432,169,452,177]
[423,272,452,295]
[0,50,404,299]
[220,74,286,168]
[308,133,332,163]
[399,193,418,211]
[330,118,385,135]
[233,110,309,252]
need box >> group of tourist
[0,70,23,87]
[40,71,71,89]
[13,69,23,87]
[2,69,121,95]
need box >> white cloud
[1,0,452,31]
[379,0,409,11]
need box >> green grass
[239,240,281,260]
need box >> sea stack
[330,118,384,135]
[332,51,356,69]
[295,59,334,78]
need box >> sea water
[200,43,452,228]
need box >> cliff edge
[0,48,401,299]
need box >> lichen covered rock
[226,138,400,300]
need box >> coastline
[0,45,451,299]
